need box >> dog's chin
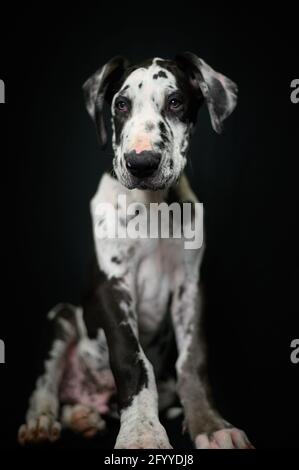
[130,179,167,191]
[116,172,172,191]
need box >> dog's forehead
[121,58,177,95]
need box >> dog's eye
[169,97,183,111]
[115,98,129,113]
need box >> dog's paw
[195,428,254,449]
[18,415,61,445]
[61,404,106,438]
[115,420,172,449]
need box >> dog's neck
[129,187,168,204]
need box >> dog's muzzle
[124,151,161,178]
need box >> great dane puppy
[18,53,254,449]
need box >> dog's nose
[124,151,161,178]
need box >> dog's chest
[90,173,186,334]
[135,238,183,334]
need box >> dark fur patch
[111,256,122,264]
[155,59,202,125]
[156,141,166,150]
[145,121,154,132]
[153,70,168,80]
[115,323,149,409]
[159,120,170,143]
[159,121,167,134]
[120,84,130,93]
[178,284,185,299]
[82,261,148,411]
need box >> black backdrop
[0,8,298,449]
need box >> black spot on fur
[138,82,143,88]
[153,70,168,79]
[145,121,154,132]
[111,256,122,264]
[159,121,170,143]
[169,159,174,169]
[159,121,167,134]
[156,141,165,151]
[178,284,185,299]
[120,84,129,93]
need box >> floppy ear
[176,52,238,133]
[83,56,129,148]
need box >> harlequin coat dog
[18,52,254,449]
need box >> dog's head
[83,52,238,190]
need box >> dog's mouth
[123,173,168,191]
[115,168,172,191]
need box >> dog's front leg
[96,276,172,449]
[171,279,254,449]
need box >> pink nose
[132,135,152,154]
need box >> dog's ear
[83,56,129,148]
[176,52,238,133]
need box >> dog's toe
[18,415,61,445]
[195,427,254,449]
[61,404,106,438]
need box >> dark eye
[169,96,183,111]
[115,98,129,113]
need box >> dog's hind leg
[18,303,78,444]
[59,328,116,438]
[18,303,115,444]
